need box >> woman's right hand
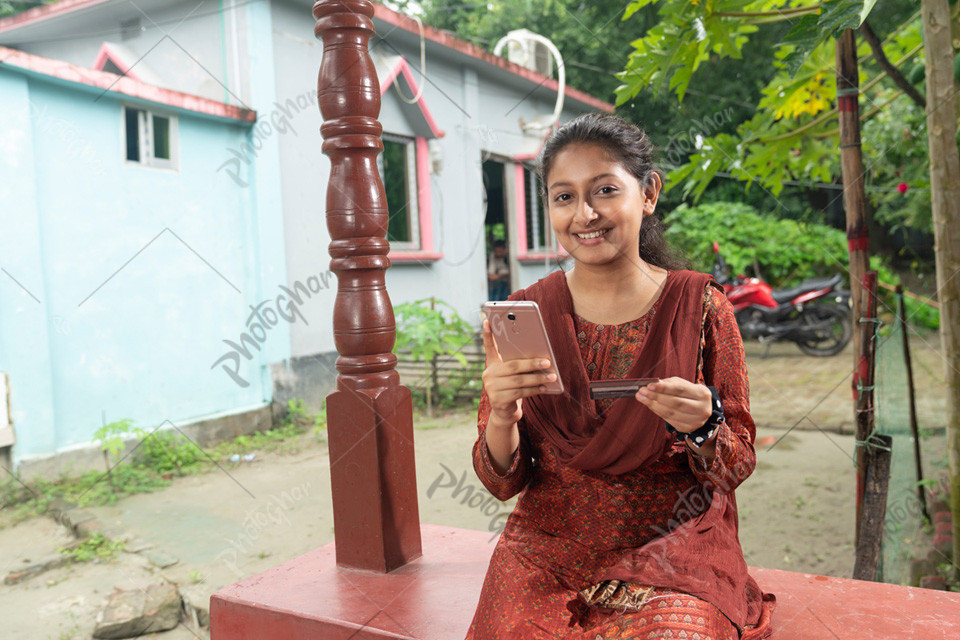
[481,319,557,428]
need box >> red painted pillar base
[210,525,493,640]
[327,384,421,572]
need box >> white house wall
[6,0,252,107]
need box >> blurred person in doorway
[488,239,510,301]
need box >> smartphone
[481,301,564,395]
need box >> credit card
[588,378,659,399]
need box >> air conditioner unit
[493,30,565,134]
[504,29,554,78]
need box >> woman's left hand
[634,377,712,434]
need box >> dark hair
[536,113,688,271]
[493,239,506,248]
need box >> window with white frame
[378,133,420,250]
[523,166,552,252]
[124,106,178,169]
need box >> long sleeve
[472,389,533,501]
[686,286,757,494]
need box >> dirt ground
[0,334,950,639]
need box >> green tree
[614,0,960,580]
[391,1,926,224]
[390,0,778,171]
[617,0,934,234]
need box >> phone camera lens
[507,312,516,321]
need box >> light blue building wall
[0,65,287,467]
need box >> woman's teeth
[576,228,609,240]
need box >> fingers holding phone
[481,319,557,424]
[482,301,564,394]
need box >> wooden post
[314,0,422,572]
[897,286,930,522]
[836,29,872,543]
[855,272,878,543]
[921,0,960,580]
[853,434,893,582]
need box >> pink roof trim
[379,56,445,138]
[373,4,614,114]
[0,0,109,32]
[1,1,614,114]
[91,42,140,82]
[0,46,256,122]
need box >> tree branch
[714,6,818,19]
[860,20,926,109]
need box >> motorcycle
[711,243,853,357]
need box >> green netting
[875,293,930,584]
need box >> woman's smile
[573,227,611,242]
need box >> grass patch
[0,399,327,528]
[59,533,125,564]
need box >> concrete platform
[211,524,960,639]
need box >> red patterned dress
[466,284,764,639]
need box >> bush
[663,201,939,330]
[663,201,848,287]
[394,298,474,365]
[394,298,479,412]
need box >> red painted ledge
[388,252,444,263]
[211,524,960,639]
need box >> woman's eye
[553,193,571,203]
[598,186,616,195]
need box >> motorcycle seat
[772,273,843,304]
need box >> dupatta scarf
[508,269,772,634]
[511,268,710,475]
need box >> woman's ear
[643,173,662,216]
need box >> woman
[467,114,774,639]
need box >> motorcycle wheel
[795,303,852,357]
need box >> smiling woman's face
[545,142,659,268]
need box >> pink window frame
[380,57,443,262]
[387,136,442,262]
[513,162,565,262]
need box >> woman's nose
[575,199,598,224]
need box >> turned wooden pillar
[314,0,422,572]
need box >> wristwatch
[664,386,725,447]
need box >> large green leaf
[818,0,866,37]
[779,14,823,76]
